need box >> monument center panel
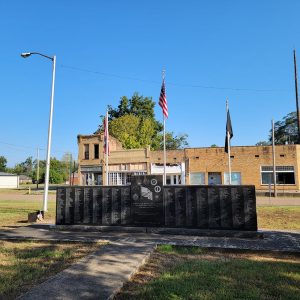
[131,175,163,226]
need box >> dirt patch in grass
[115,245,300,300]
[257,206,300,230]
[0,240,103,300]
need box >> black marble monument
[56,175,257,231]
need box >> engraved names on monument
[56,177,257,231]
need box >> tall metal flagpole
[162,69,166,185]
[294,49,300,144]
[226,99,232,185]
[106,110,109,186]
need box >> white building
[0,172,19,188]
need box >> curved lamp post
[21,52,56,212]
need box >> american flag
[159,79,168,119]
[103,112,110,155]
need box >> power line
[60,63,287,93]
[0,140,74,156]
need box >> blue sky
[1,0,299,167]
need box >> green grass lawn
[257,206,300,230]
[0,240,102,300]
[116,245,300,300]
[0,199,56,228]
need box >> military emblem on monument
[141,186,153,200]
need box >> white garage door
[0,176,19,188]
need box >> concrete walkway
[0,225,298,300]
[1,225,300,252]
[18,240,155,300]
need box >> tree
[40,158,68,184]
[157,132,189,150]
[210,144,218,147]
[11,156,34,176]
[61,152,73,180]
[255,141,270,146]
[95,92,188,150]
[0,156,7,172]
[269,112,298,144]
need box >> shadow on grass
[0,240,99,300]
[116,246,300,300]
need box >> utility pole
[272,119,277,197]
[69,154,72,186]
[72,161,76,186]
[36,147,39,190]
[293,49,300,143]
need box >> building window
[84,144,89,160]
[261,166,295,185]
[94,144,99,159]
[208,172,222,185]
[166,176,171,185]
[224,172,242,185]
[108,171,147,186]
[81,172,102,186]
[190,172,205,185]
[165,174,181,185]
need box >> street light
[21,52,56,212]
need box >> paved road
[256,196,300,205]
[0,192,56,201]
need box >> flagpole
[162,69,166,185]
[163,116,166,185]
[105,110,109,186]
[226,99,232,185]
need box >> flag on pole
[225,109,233,153]
[103,112,110,155]
[159,79,168,119]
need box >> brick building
[77,134,300,191]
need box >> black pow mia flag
[225,109,233,153]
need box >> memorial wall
[56,175,257,231]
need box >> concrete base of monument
[50,225,263,238]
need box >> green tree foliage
[96,92,188,150]
[10,156,34,176]
[108,94,156,120]
[40,158,68,184]
[10,156,70,184]
[269,112,298,144]
[0,156,7,172]
[157,132,189,150]
[109,114,157,149]
[255,141,270,146]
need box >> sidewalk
[0,225,298,300]
[1,225,299,252]
[18,240,155,300]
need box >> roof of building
[0,172,18,176]
[19,175,31,180]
